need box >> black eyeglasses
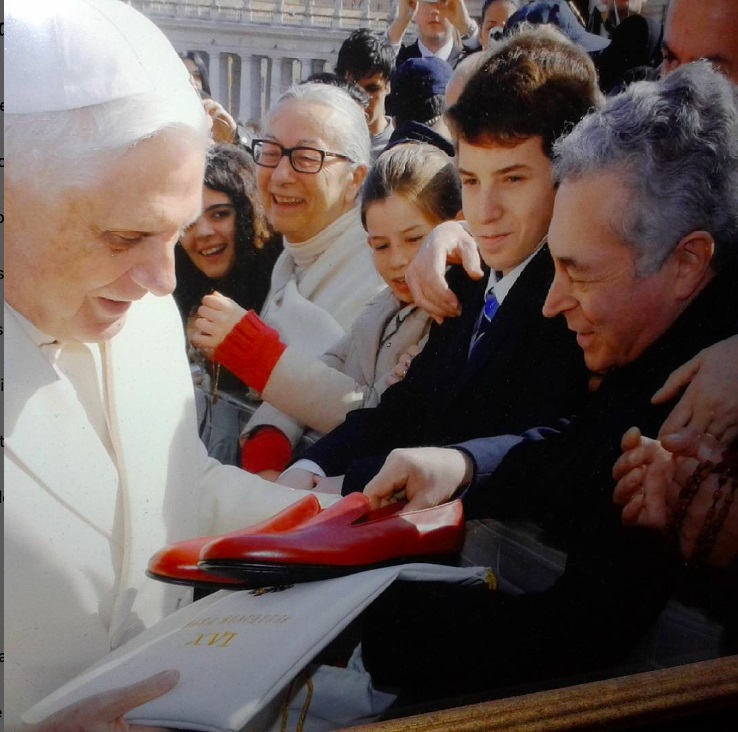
[251,139,354,174]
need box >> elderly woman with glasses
[193,83,384,477]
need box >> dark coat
[361,262,738,702]
[396,39,465,69]
[301,246,592,493]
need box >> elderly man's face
[256,99,366,244]
[662,0,738,83]
[543,172,687,374]
[6,131,205,342]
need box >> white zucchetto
[5,0,196,114]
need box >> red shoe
[199,493,465,584]
[147,494,321,588]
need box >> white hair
[267,82,371,169]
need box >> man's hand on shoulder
[654,335,738,444]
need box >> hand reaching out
[363,447,472,511]
[613,427,737,567]
[191,292,247,354]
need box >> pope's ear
[672,230,715,300]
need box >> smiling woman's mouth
[201,244,228,257]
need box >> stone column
[269,55,283,109]
[333,0,343,29]
[209,52,223,104]
[239,54,254,122]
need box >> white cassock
[4,295,336,729]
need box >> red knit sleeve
[241,427,293,474]
[213,311,287,392]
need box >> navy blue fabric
[362,262,738,702]
[300,246,591,493]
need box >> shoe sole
[199,554,460,585]
[145,569,260,591]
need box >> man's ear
[671,230,715,300]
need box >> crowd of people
[5,0,738,730]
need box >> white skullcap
[5,0,196,114]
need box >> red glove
[213,311,287,393]
[241,427,293,474]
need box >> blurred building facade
[127,0,668,123]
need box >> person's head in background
[5,0,210,343]
[446,26,603,275]
[361,142,462,303]
[252,82,370,245]
[181,51,211,97]
[445,51,487,108]
[335,29,395,137]
[480,0,523,51]
[592,0,647,27]
[415,0,455,53]
[506,1,611,55]
[304,72,371,111]
[661,0,738,84]
[386,57,454,140]
[176,144,277,319]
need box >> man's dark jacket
[300,246,591,493]
[361,260,738,701]
[396,39,465,68]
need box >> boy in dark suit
[280,29,603,493]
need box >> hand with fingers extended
[363,447,472,511]
[27,670,179,732]
[613,427,738,567]
[653,335,738,445]
[405,221,483,324]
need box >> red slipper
[147,494,322,588]
[199,493,465,584]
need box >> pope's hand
[26,670,179,732]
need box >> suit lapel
[461,247,554,382]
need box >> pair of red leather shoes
[147,493,465,589]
